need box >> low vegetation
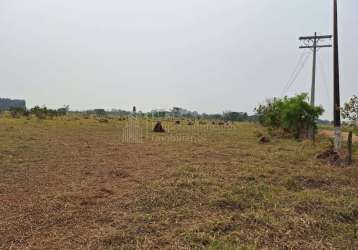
[255,93,324,139]
[0,116,357,249]
[342,95,358,129]
[4,105,69,119]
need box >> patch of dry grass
[0,117,358,249]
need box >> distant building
[0,98,26,110]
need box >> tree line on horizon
[1,94,356,127]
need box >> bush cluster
[8,106,69,119]
[255,93,324,139]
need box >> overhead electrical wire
[281,52,311,96]
[318,56,333,107]
[281,51,306,95]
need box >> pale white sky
[1,0,357,119]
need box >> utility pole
[311,33,317,106]
[299,33,332,106]
[333,0,342,150]
[299,33,332,140]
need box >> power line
[281,51,307,95]
[317,56,333,107]
[281,52,311,96]
[299,32,332,106]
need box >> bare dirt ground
[1,118,358,249]
[1,119,183,249]
[320,129,358,143]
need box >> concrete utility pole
[299,33,332,106]
[333,0,342,150]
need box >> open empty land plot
[1,118,358,249]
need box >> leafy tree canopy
[342,95,358,123]
[255,93,324,139]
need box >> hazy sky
[1,0,357,118]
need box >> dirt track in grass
[320,129,358,143]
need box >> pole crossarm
[299,45,332,49]
[299,33,332,49]
[299,35,332,40]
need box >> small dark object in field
[153,121,165,132]
[316,149,344,165]
[218,122,225,126]
[212,121,216,125]
[175,120,180,125]
[199,121,207,125]
[109,169,129,178]
[98,118,109,123]
[188,121,194,126]
[259,136,270,144]
[316,149,336,159]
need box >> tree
[342,95,358,126]
[94,109,106,117]
[223,111,248,122]
[255,93,324,139]
[31,106,50,119]
[171,107,181,117]
[57,105,69,116]
[29,105,67,119]
[254,97,284,128]
[9,107,29,118]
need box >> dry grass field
[1,117,358,249]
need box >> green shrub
[29,105,68,119]
[255,93,324,139]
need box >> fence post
[348,131,353,165]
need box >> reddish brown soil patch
[316,149,348,165]
[320,130,358,142]
[0,125,176,249]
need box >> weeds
[0,118,357,249]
